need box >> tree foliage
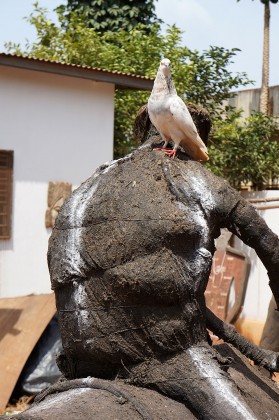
[8,4,279,190]
[56,0,159,33]
[208,111,279,189]
[7,4,251,158]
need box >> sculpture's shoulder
[163,155,242,220]
[53,145,242,233]
[53,147,171,230]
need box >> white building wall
[0,66,114,297]
[235,190,279,321]
[225,85,279,119]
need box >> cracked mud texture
[4,345,279,420]
[46,125,279,418]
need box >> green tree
[7,5,250,157]
[208,111,279,189]
[56,0,159,33]
[237,0,278,114]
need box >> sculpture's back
[49,142,229,376]
[47,134,279,419]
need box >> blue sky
[0,0,278,89]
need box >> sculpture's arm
[224,197,279,310]
[206,307,279,372]
[206,185,279,371]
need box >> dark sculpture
[43,104,279,419]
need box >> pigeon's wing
[169,97,205,148]
[169,96,209,161]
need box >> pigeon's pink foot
[164,149,177,158]
[153,148,177,158]
[153,147,167,152]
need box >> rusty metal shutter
[0,150,13,239]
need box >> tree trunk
[260,1,270,115]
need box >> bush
[207,111,279,190]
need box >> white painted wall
[224,85,279,119]
[0,66,114,297]
[235,190,279,321]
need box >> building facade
[0,54,152,297]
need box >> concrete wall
[0,66,114,297]
[226,85,279,118]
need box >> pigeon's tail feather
[190,143,209,162]
[180,136,209,162]
[196,147,209,162]
[195,134,209,161]
[180,133,209,162]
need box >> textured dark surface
[3,345,279,420]
[2,378,196,420]
[47,135,279,418]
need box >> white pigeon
[147,58,209,161]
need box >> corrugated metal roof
[0,53,154,91]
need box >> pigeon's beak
[161,63,171,74]
[160,59,171,70]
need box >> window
[0,150,13,239]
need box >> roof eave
[0,54,153,91]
